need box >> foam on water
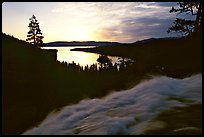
[23,74,202,135]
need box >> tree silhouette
[97,55,111,69]
[167,2,202,36]
[26,15,44,46]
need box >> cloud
[23,74,202,135]
[120,17,177,40]
[95,15,177,42]
[79,2,183,42]
[3,2,197,43]
[49,2,197,42]
[155,2,177,7]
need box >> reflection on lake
[42,46,127,67]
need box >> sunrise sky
[2,2,195,43]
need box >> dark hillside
[72,32,202,78]
[2,33,60,134]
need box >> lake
[42,46,128,67]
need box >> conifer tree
[167,2,202,36]
[26,15,44,46]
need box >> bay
[42,46,125,67]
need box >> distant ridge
[44,41,123,47]
[45,37,182,47]
[133,37,182,44]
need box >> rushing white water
[23,74,202,135]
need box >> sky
[2,2,195,43]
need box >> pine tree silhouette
[26,14,44,46]
[167,2,202,36]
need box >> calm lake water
[42,46,125,67]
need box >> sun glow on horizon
[67,26,94,41]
